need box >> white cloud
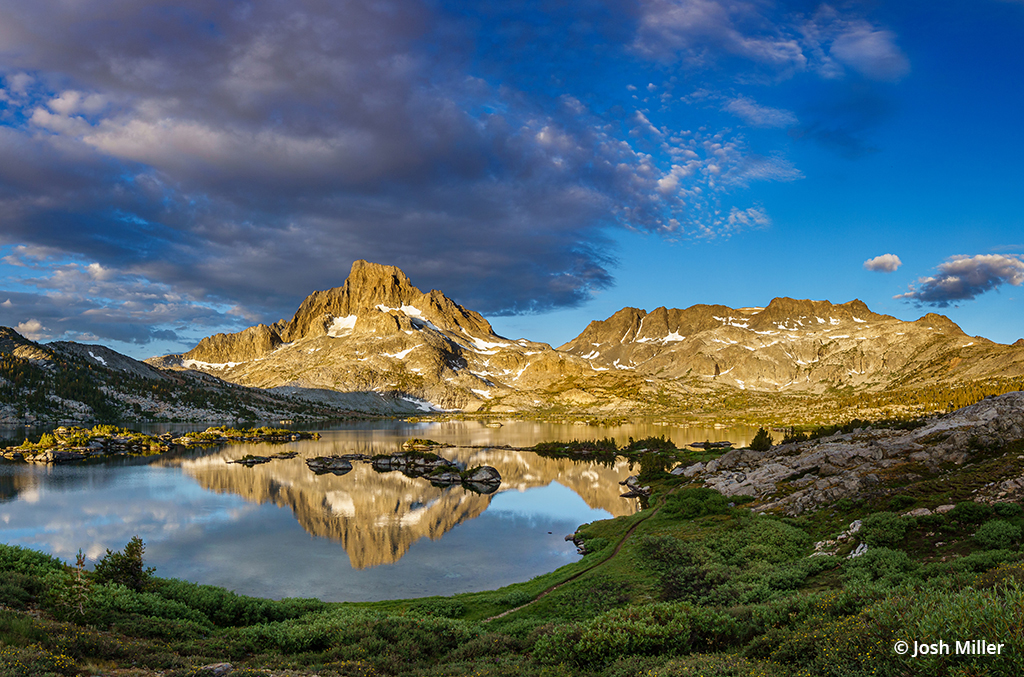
[15,319,50,341]
[830,26,910,82]
[895,254,1024,306]
[863,253,902,273]
[724,205,771,231]
[30,107,92,136]
[47,90,108,116]
[7,72,33,94]
[722,96,797,128]
[632,0,806,72]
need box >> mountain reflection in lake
[0,420,755,601]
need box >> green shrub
[497,590,533,608]
[0,572,41,610]
[0,609,45,646]
[152,578,320,627]
[974,561,1024,590]
[993,502,1023,519]
[974,520,1022,550]
[622,436,678,454]
[415,599,464,618]
[0,644,78,676]
[90,583,213,631]
[711,519,811,566]
[749,428,773,452]
[766,613,880,677]
[662,488,732,519]
[533,602,739,668]
[230,609,478,659]
[0,544,66,578]
[950,501,993,524]
[92,536,154,592]
[659,652,790,677]
[887,495,916,512]
[859,512,909,548]
[863,582,1024,677]
[843,547,920,586]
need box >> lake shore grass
[3,423,1024,676]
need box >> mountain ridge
[144,260,1024,418]
[5,260,1024,423]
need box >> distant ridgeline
[3,260,1024,423]
[0,327,345,426]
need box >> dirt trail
[483,490,669,622]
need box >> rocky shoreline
[1,425,320,464]
[672,391,1024,515]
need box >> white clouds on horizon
[864,253,902,273]
[895,254,1024,306]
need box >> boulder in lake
[306,456,354,475]
[462,466,501,485]
[429,471,462,485]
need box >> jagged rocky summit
[7,260,1024,420]
[144,260,1024,415]
[152,260,590,413]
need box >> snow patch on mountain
[328,315,358,337]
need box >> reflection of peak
[173,443,635,569]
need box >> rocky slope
[154,260,598,413]
[678,391,1024,515]
[147,261,1024,416]
[559,297,1024,394]
[0,328,344,424]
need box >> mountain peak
[281,260,494,340]
[282,260,424,340]
[183,261,497,364]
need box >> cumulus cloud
[895,255,1024,306]
[14,319,50,341]
[863,253,902,273]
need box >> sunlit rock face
[559,298,1024,394]
[154,260,588,413]
[150,262,1024,413]
[172,443,637,569]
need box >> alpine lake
[0,419,757,602]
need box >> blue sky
[1,0,1022,358]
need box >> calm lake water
[0,419,756,601]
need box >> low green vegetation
[3,421,1024,676]
[5,425,317,457]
